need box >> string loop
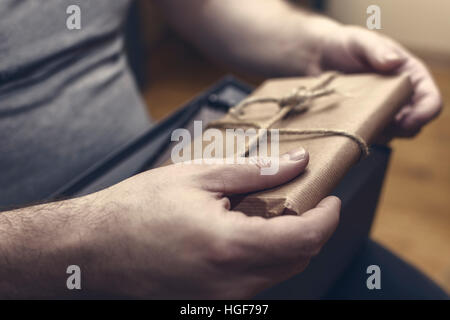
[209,73,370,158]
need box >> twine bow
[209,73,369,158]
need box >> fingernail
[285,147,307,161]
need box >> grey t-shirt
[0,0,151,209]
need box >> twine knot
[211,73,370,158]
[279,86,336,111]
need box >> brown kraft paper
[167,73,413,217]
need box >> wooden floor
[142,38,450,293]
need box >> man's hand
[88,148,339,298]
[0,148,341,299]
[314,25,443,137]
[155,0,442,137]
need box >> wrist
[74,188,139,298]
[295,15,344,75]
[0,194,109,298]
[266,10,344,76]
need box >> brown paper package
[166,73,413,217]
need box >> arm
[154,0,443,136]
[153,0,336,76]
[0,193,130,298]
[0,195,102,298]
[0,148,340,299]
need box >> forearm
[154,0,340,76]
[0,194,106,298]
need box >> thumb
[371,50,405,71]
[351,32,405,71]
[199,147,309,194]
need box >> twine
[208,72,369,158]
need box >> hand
[313,25,443,137]
[85,148,340,299]
[153,1,442,137]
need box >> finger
[385,111,422,138]
[350,30,406,72]
[352,32,442,135]
[198,147,309,194]
[300,196,342,248]
[233,196,341,266]
[396,64,443,132]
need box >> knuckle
[248,156,272,169]
[346,25,368,43]
[197,166,227,191]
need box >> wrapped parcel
[168,73,412,217]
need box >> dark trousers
[260,240,449,300]
[324,240,448,300]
